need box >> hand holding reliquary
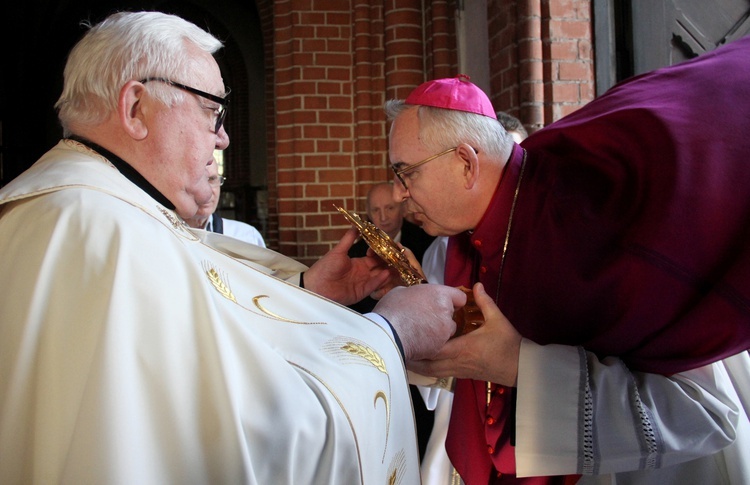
[335,205,483,337]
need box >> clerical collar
[67,135,175,210]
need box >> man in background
[348,181,435,313]
[184,161,265,247]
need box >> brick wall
[256,0,593,263]
[489,0,594,134]
[541,0,595,121]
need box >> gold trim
[487,149,528,408]
[203,262,325,325]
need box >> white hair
[385,100,513,162]
[56,11,223,135]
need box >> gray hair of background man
[55,11,224,135]
[495,111,529,140]
[384,100,513,164]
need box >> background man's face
[367,185,404,239]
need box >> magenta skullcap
[405,74,497,119]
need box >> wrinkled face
[143,42,230,220]
[389,108,466,236]
[366,185,403,239]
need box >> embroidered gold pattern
[374,390,391,459]
[203,262,325,325]
[386,449,407,485]
[252,295,324,325]
[206,267,237,302]
[158,206,183,229]
[341,342,387,373]
[323,336,394,462]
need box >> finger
[472,282,501,319]
[407,346,461,377]
[362,268,391,296]
[332,227,360,253]
[401,246,426,280]
[450,285,469,309]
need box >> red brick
[319,169,355,183]
[551,83,581,103]
[548,40,578,60]
[548,0,576,19]
[305,213,332,226]
[317,140,343,152]
[559,61,591,81]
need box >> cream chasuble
[0,140,420,484]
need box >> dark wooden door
[631,0,750,74]
[594,0,750,92]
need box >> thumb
[472,282,500,320]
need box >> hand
[304,227,391,305]
[373,284,466,361]
[407,282,522,387]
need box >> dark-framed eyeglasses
[208,175,226,186]
[140,77,230,134]
[391,147,457,189]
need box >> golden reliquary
[335,204,483,336]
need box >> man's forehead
[368,187,398,207]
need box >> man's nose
[392,182,409,202]
[216,125,230,150]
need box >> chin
[419,222,439,236]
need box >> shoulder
[222,218,266,247]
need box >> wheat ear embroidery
[387,449,407,485]
[206,267,237,302]
[341,342,391,462]
[341,342,388,373]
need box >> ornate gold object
[335,205,426,286]
[335,205,484,337]
[452,286,483,336]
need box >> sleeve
[514,340,747,478]
[364,312,404,358]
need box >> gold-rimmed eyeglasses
[391,147,457,189]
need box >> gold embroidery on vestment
[203,262,325,324]
[325,337,393,461]
[206,267,237,302]
[387,449,407,485]
[341,342,387,373]
[252,295,324,324]
[157,206,183,230]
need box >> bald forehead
[367,184,393,205]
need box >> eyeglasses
[208,175,226,186]
[391,147,457,189]
[140,77,229,134]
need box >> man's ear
[456,143,480,189]
[119,80,149,140]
